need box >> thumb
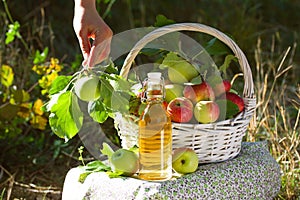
[77,31,91,65]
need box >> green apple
[165,84,184,102]
[168,66,199,84]
[172,148,198,174]
[194,101,220,124]
[161,52,199,84]
[110,149,139,176]
[74,75,101,102]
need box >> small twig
[61,150,94,162]
[0,165,18,200]
[14,181,61,194]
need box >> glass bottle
[138,72,172,181]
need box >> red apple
[167,97,193,123]
[221,92,245,112]
[193,101,220,123]
[213,80,231,97]
[183,82,215,104]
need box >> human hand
[73,1,113,68]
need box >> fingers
[87,28,113,68]
[77,30,91,68]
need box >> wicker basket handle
[120,23,254,98]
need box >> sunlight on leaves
[5,21,21,44]
[49,91,83,141]
[32,99,44,116]
[30,115,48,130]
[0,64,14,88]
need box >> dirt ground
[0,141,82,200]
[0,160,71,200]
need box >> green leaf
[5,21,21,44]
[140,48,163,56]
[225,100,240,119]
[0,103,20,120]
[107,171,124,178]
[104,61,119,74]
[159,52,192,69]
[10,89,30,104]
[216,99,240,120]
[128,145,139,154]
[154,14,175,27]
[100,142,115,159]
[45,92,62,112]
[78,172,91,183]
[100,78,114,107]
[88,100,109,123]
[111,91,130,114]
[78,160,111,183]
[219,54,237,73]
[108,74,131,92]
[159,52,202,76]
[205,38,231,56]
[49,91,83,141]
[0,64,14,88]
[85,160,111,171]
[71,92,84,130]
[33,47,49,65]
[49,75,73,95]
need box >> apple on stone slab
[167,97,194,123]
[193,100,220,124]
[172,148,199,174]
[110,149,139,176]
[101,143,139,177]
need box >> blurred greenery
[0,0,299,199]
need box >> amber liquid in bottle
[138,73,172,181]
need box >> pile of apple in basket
[129,52,245,125]
[111,52,246,177]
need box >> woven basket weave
[116,23,256,164]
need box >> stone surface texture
[62,141,281,200]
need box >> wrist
[74,0,96,9]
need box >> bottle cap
[147,72,161,82]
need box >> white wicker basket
[116,23,256,164]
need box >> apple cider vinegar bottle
[138,72,172,181]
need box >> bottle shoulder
[140,103,171,123]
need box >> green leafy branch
[3,0,30,53]
[45,62,134,142]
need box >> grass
[247,36,299,199]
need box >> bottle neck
[146,88,164,103]
[146,96,163,103]
[142,74,165,103]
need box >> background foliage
[0,0,299,199]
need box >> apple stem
[200,73,205,83]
